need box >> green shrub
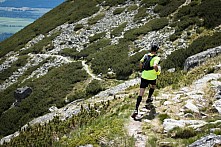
[113,7,126,15]
[90,42,128,75]
[169,127,197,139]
[113,60,133,80]
[194,0,221,29]
[176,17,201,32]
[89,32,106,43]
[86,80,103,96]
[111,22,127,37]
[148,17,169,31]
[134,6,148,22]
[74,24,84,31]
[84,38,111,60]
[141,0,159,7]
[124,17,168,41]
[88,13,105,25]
[96,0,127,7]
[174,5,191,20]
[60,48,79,59]
[129,50,146,71]
[169,33,179,41]
[1,100,114,146]
[158,113,170,123]
[174,0,221,29]
[154,0,186,17]
[124,28,138,41]
[127,4,138,11]
[67,90,86,102]
[157,70,184,89]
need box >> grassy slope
[2,55,221,147]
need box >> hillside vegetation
[0,0,221,146]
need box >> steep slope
[1,53,221,146]
[0,0,221,145]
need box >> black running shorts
[140,78,156,88]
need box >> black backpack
[142,54,156,70]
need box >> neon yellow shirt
[140,53,161,80]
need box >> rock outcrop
[189,134,221,147]
[184,46,221,71]
[14,86,32,105]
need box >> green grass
[147,135,158,147]
[158,113,170,124]
[65,98,134,146]
[2,98,135,147]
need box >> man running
[131,43,161,118]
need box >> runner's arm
[153,57,160,72]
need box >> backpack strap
[142,54,157,71]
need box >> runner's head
[150,43,159,52]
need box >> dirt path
[126,117,147,147]
[82,60,102,81]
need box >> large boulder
[14,86,32,103]
[184,46,221,71]
[189,134,221,147]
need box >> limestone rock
[163,119,206,132]
[184,46,221,71]
[213,99,221,115]
[188,134,221,147]
[14,86,32,105]
[184,100,199,113]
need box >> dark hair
[151,43,159,52]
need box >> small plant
[147,135,158,147]
[88,13,105,25]
[89,32,106,43]
[74,24,84,31]
[134,6,148,22]
[111,22,127,37]
[169,127,197,139]
[158,113,170,123]
[126,4,138,11]
[113,7,126,15]
[86,79,103,96]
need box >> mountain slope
[1,54,221,146]
[0,0,221,146]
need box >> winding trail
[82,60,102,81]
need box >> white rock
[163,119,206,132]
[184,100,199,113]
[213,99,221,114]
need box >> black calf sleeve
[135,96,142,110]
[148,88,155,98]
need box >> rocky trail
[126,72,221,146]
